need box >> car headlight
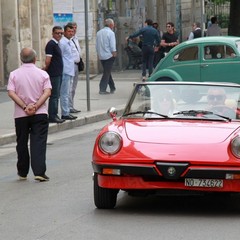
[99,132,122,155]
[231,136,240,158]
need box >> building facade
[0,0,207,87]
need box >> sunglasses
[207,95,224,101]
[54,32,63,35]
[166,25,172,28]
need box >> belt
[142,44,154,47]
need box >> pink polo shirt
[7,63,52,119]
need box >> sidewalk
[0,69,142,146]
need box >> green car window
[174,46,198,61]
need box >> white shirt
[96,27,116,60]
[71,35,81,63]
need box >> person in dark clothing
[43,26,65,123]
[188,22,202,40]
[127,19,160,81]
[152,22,164,67]
[161,22,179,55]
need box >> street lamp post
[84,0,90,111]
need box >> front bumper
[92,162,240,192]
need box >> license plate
[185,178,223,188]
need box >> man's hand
[25,103,37,116]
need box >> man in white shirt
[96,18,117,94]
[67,22,82,113]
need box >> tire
[156,77,174,81]
[93,173,119,209]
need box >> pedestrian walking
[161,22,179,55]
[96,18,117,94]
[188,22,202,40]
[206,16,222,36]
[59,24,77,120]
[127,19,160,81]
[66,22,82,113]
[43,26,65,124]
[7,47,52,182]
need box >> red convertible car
[92,82,240,209]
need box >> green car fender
[147,69,183,82]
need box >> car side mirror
[108,107,117,120]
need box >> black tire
[93,173,119,209]
[156,77,174,81]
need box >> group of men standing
[126,19,179,81]
[44,22,82,124]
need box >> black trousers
[99,57,116,92]
[142,45,154,77]
[15,114,49,176]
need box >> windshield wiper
[173,110,231,121]
[123,111,169,118]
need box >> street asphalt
[0,69,142,146]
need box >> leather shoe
[110,90,115,94]
[99,91,110,95]
[61,114,78,120]
[70,108,81,113]
[49,116,65,124]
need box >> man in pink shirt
[7,47,52,182]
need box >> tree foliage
[212,0,230,4]
[209,0,240,36]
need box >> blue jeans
[142,45,154,77]
[48,75,62,118]
[60,73,73,116]
[99,57,116,92]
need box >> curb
[0,105,125,146]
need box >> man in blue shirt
[96,18,117,94]
[127,19,160,81]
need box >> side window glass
[174,46,198,61]
[236,41,240,54]
[204,45,225,59]
[226,46,236,58]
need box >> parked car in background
[148,36,240,83]
[92,81,240,209]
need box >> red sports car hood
[125,121,240,144]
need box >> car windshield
[122,82,240,121]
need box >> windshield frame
[122,81,240,121]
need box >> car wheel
[156,77,174,81]
[93,173,119,209]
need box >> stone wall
[0,0,53,86]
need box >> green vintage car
[148,36,240,83]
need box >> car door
[200,43,240,84]
[169,45,201,81]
